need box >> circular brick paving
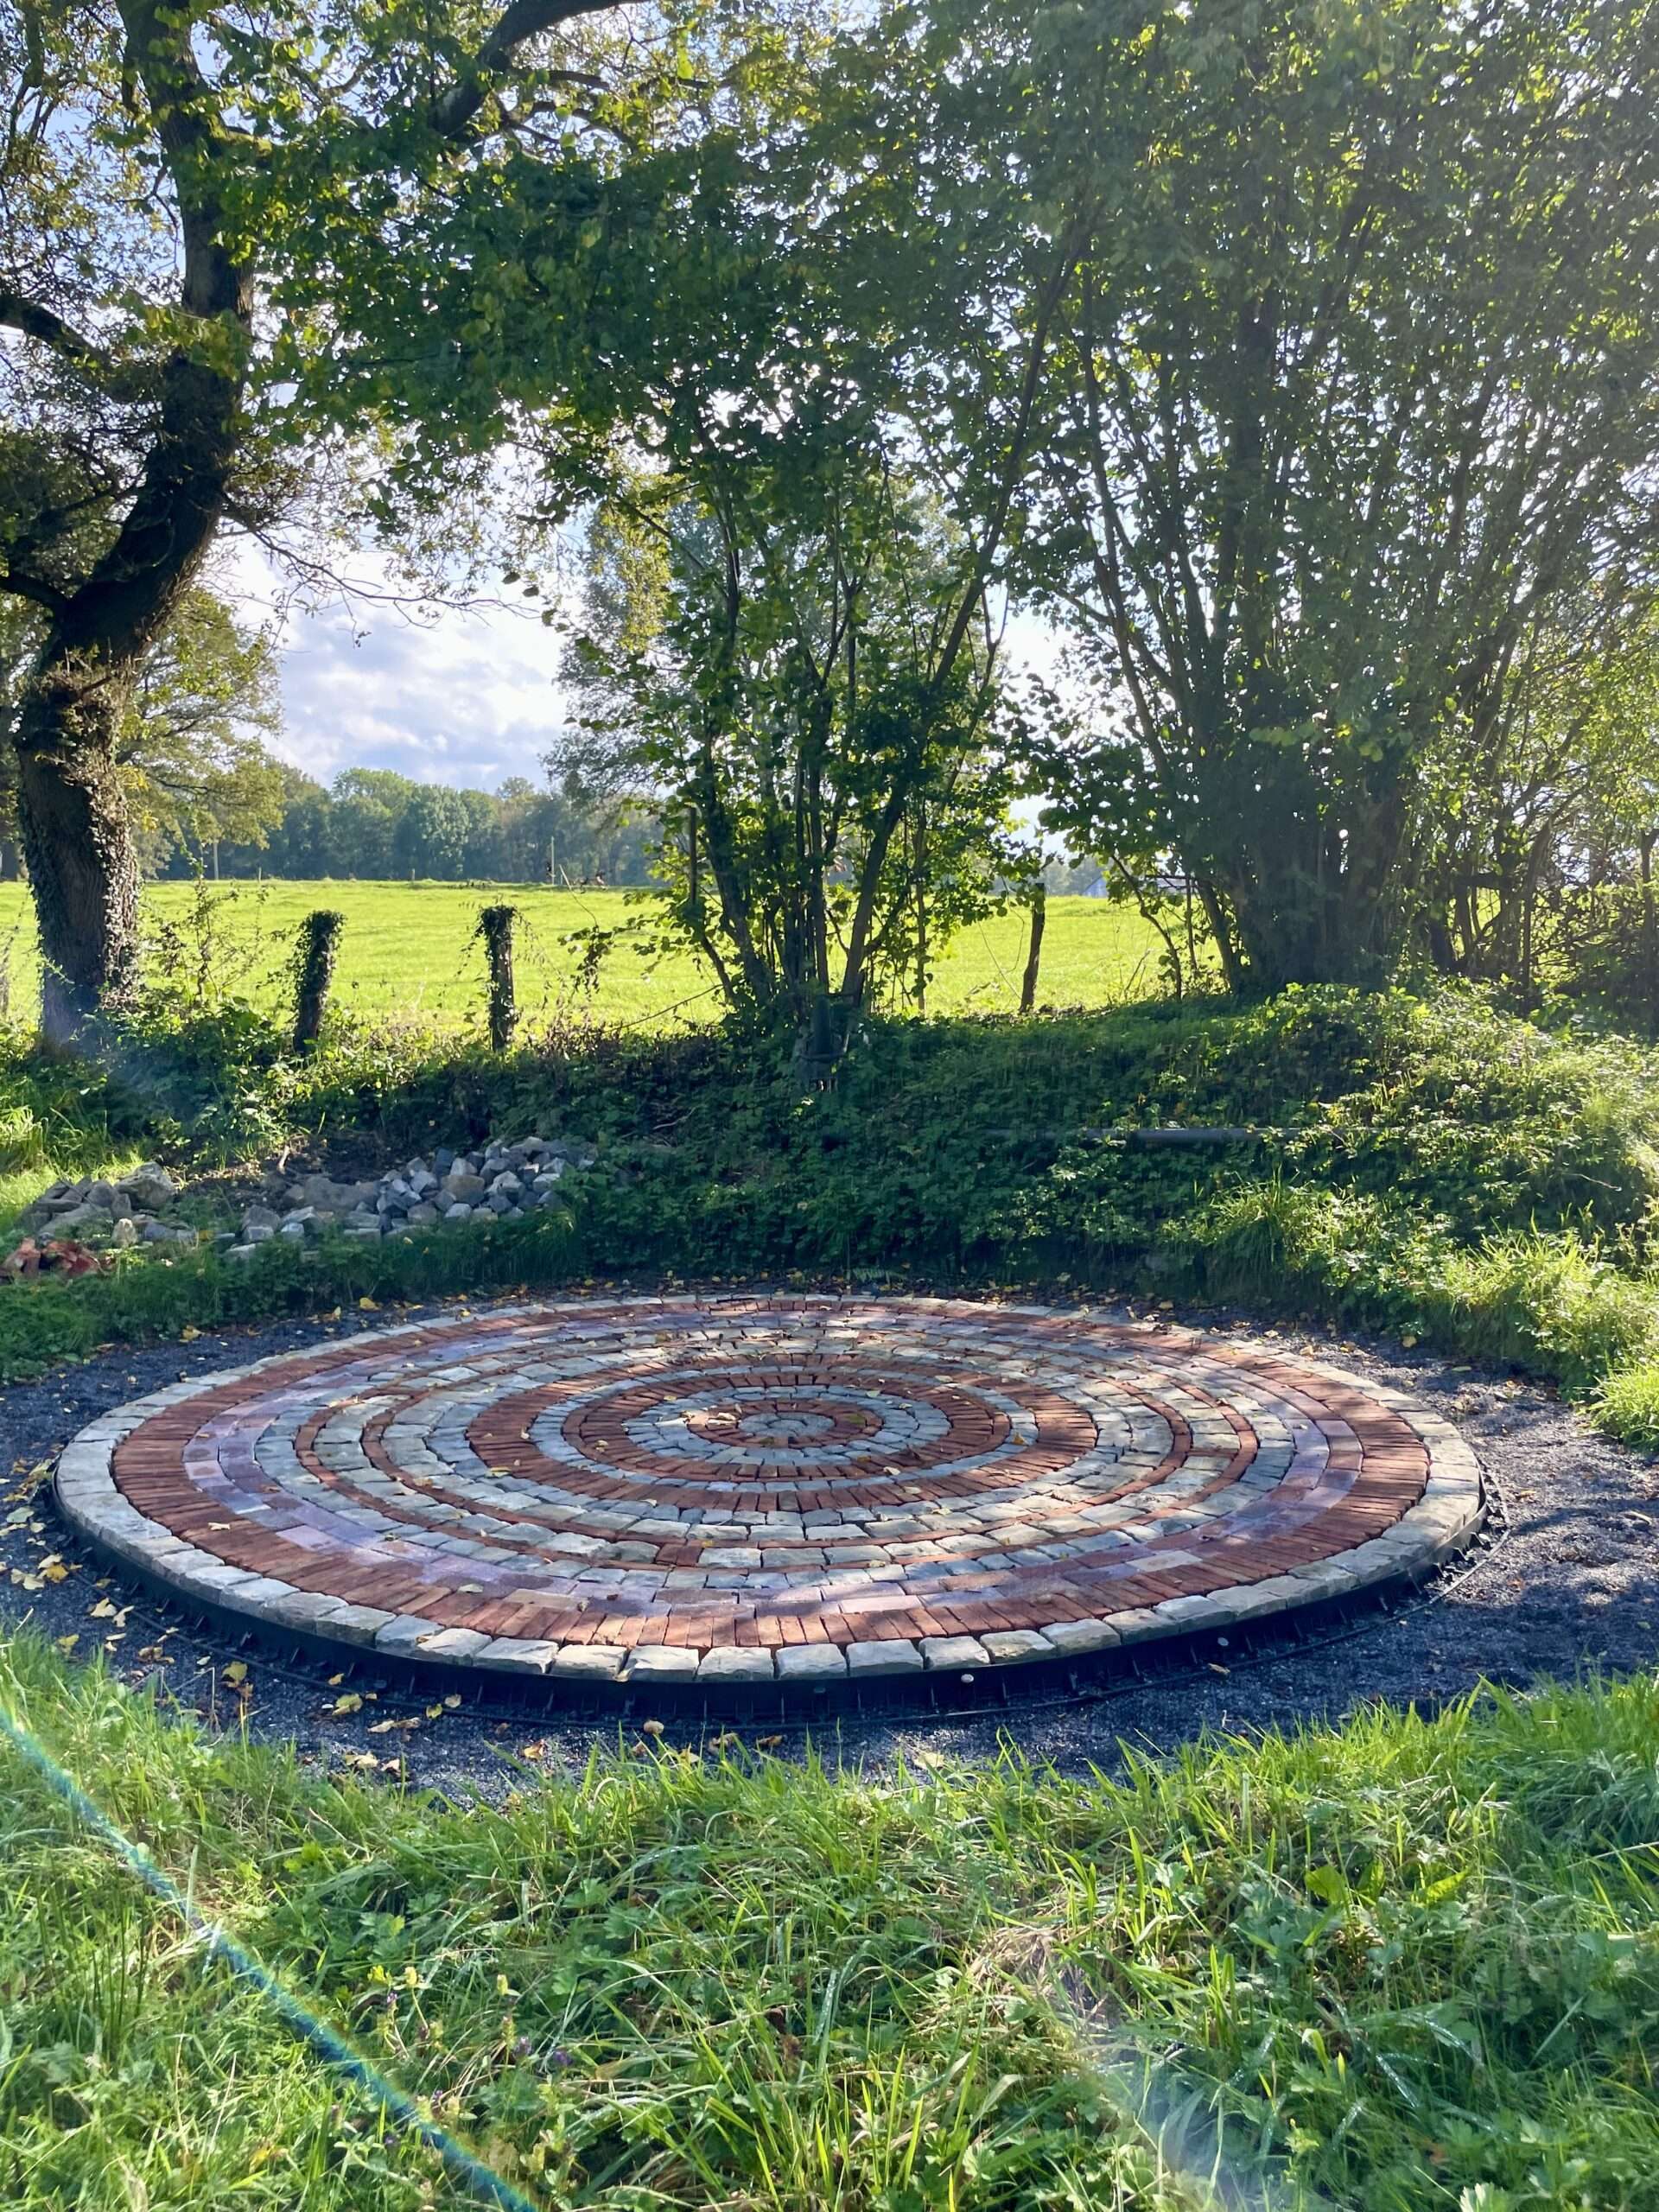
[53,1296,1483,1697]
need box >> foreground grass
[0,882,1170,1031]
[2,1632,1657,2209]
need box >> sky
[235,541,1067,799]
[247,557,572,793]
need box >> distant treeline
[164,766,658,886]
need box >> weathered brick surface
[54,1296,1482,1686]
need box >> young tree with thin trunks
[563,441,1037,1033]
[1007,0,1659,990]
[535,0,1088,1039]
[0,0,680,1039]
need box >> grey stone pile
[221,1133,597,1266]
[10,1135,598,1274]
[19,1164,199,1251]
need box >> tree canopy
[6,0,1659,1027]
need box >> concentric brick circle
[53,1296,1484,1696]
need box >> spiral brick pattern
[53,1297,1483,1692]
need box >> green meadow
[0,882,1173,1033]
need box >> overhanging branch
[430,0,629,137]
[0,287,108,368]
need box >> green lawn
[0,881,1173,1031]
[3,1630,1658,2209]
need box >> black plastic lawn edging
[42,1479,1502,1732]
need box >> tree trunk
[10,0,254,1040]
[912,804,928,1013]
[13,667,143,1033]
[1019,882,1046,1014]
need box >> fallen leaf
[55,1633,79,1654]
[181,1325,200,1344]
[222,1661,248,1686]
[640,1718,665,1738]
[359,1296,378,1312]
[327,1693,364,1717]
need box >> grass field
[3,1630,1659,2210]
[0,881,1173,1031]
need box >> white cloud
[224,541,571,792]
[219,543,1071,801]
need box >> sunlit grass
[3,1630,1659,2208]
[0,881,1173,1032]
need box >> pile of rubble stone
[232,1134,597,1264]
[4,1133,598,1277]
[14,1161,194,1252]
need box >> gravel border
[3,1286,1656,1796]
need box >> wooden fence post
[478,903,519,1052]
[291,909,344,1052]
[1020,883,1047,1015]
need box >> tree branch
[430,0,628,137]
[0,287,107,367]
[0,563,68,614]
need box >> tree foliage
[0,0,697,1033]
[1014,0,1659,988]
[563,448,1034,1032]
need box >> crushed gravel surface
[3,1287,1656,1800]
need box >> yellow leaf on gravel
[40,1561,70,1584]
[181,1325,200,1343]
[442,1694,461,1709]
[426,1704,446,1720]
[222,1661,248,1685]
[55,1634,79,1654]
[328,1694,364,1716]
[359,1297,378,1312]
